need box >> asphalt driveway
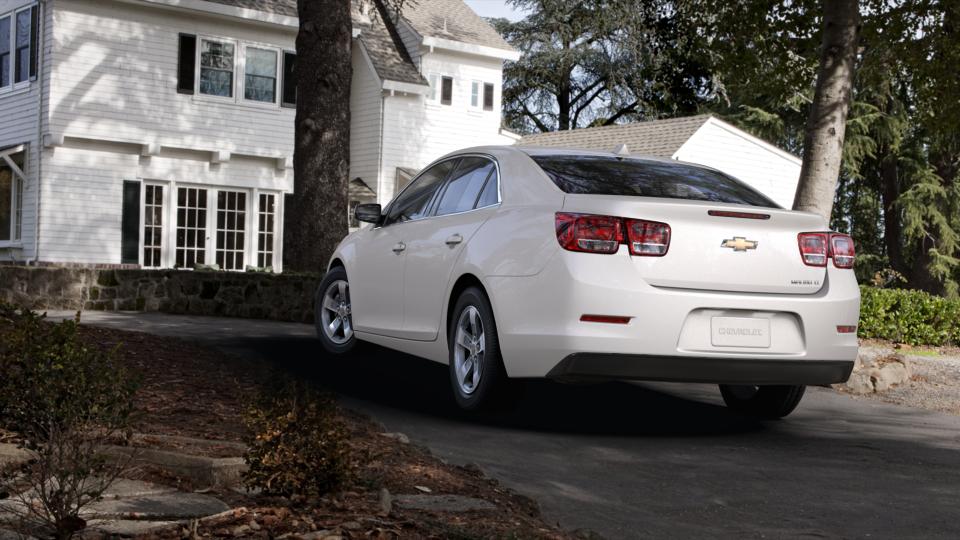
[51,311,960,539]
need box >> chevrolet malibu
[315,146,860,418]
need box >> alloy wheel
[320,279,353,345]
[453,305,485,395]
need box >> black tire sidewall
[448,287,506,411]
[315,266,356,355]
[719,384,806,420]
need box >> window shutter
[29,6,38,80]
[121,181,141,265]
[440,76,453,105]
[177,33,196,95]
[483,83,494,111]
[281,51,296,108]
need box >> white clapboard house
[0,0,518,271]
[520,115,802,209]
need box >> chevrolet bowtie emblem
[721,237,758,252]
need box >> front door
[400,156,500,341]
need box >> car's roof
[450,145,725,174]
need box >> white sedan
[315,146,860,418]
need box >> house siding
[0,0,52,263]
[673,120,801,209]
[349,43,383,201]
[379,49,511,203]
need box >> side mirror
[355,203,382,224]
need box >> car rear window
[531,155,780,208]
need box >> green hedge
[858,286,960,346]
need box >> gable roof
[199,0,425,86]
[400,0,513,52]
[518,115,714,159]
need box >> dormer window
[199,39,235,98]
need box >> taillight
[556,213,670,256]
[555,213,622,254]
[830,234,856,269]
[798,232,856,269]
[625,219,671,256]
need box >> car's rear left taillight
[556,213,670,256]
[798,232,855,269]
[625,219,671,256]
[555,213,622,254]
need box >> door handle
[445,234,463,246]
[392,242,406,253]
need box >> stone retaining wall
[0,266,322,323]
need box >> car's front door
[350,160,456,338]
[400,156,500,341]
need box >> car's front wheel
[719,384,806,419]
[448,287,512,411]
[315,266,356,355]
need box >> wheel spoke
[476,333,485,353]
[456,356,468,384]
[329,317,342,334]
[469,308,479,335]
[456,328,473,350]
[323,295,339,312]
[342,316,353,340]
[338,281,347,302]
[471,359,481,388]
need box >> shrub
[858,286,960,346]
[243,381,352,498]
[0,305,139,539]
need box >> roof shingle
[400,0,514,51]
[518,115,713,158]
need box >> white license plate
[711,317,771,348]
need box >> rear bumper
[547,353,854,385]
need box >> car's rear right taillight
[798,232,856,269]
[798,233,828,267]
[830,234,856,269]
[555,213,622,254]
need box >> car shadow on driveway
[230,335,766,438]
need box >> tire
[719,384,806,420]
[315,266,357,355]
[448,287,513,411]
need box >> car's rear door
[399,156,500,341]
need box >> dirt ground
[74,324,573,539]
[839,340,960,416]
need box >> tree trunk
[879,146,906,275]
[284,0,352,273]
[792,0,860,220]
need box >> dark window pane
[0,17,10,88]
[476,170,499,208]
[483,83,494,110]
[435,158,494,216]
[384,159,455,225]
[0,166,12,240]
[440,76,453,105]
[531,155,779,208]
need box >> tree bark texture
[284,0,352,273]
[792,0,861,220]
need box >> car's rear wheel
[719,384,806,419]
[448,287,512,411]
[315,266,356,355]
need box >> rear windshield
[531,155,780,208]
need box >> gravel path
[841,350,960,416]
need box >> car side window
[474,166,499,209]
[435,157,496,216]
[383,160,456,226]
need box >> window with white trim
[1,4,37,91]
[427,73,439,102]
[175,187,208,268]
[0,148,24,243]
[199,38,235,98]
[244,46,278,103]
[143,185,164,268]
[215,190,246,271]
[470,80,481,108]
[257,193,276,269]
